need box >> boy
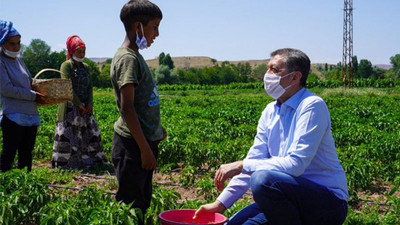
[110,0,166,221]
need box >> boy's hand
[193,201,226,220]
[141,149,156,170]
[161,128,167,141]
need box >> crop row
[0,86,400,224]
[156,79,400,91]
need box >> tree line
[19,39,400,88]
[99,52,267,86]
[20,39,109,87]
[317,55,400,81]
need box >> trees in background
[391,54,400,73]
[20,39,399,87]
[22,39,65,78]
[82,58,101,87]
[154,52,259,85]
[357,59,373,78]
[352,56,358,75]
[155,64,178,84]
[155,52,178,84]
[252,64,268,81]
[158,52,174,70]
[97,64,111,88]
[322,54,399,82]
[386,54,400,79]
[355,58,386,79]
[231,62,253,83]
[21,39,101,85]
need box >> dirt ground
[34,162,397,214]
[35,162,254,205]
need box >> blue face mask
[136,23,148,50]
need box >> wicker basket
[32,69,73,107]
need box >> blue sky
[1,0,399,65]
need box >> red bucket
[159,209,227,225]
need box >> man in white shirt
[195,48,349,225]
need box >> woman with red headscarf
[51,35,106,170]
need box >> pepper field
[1,85,400,224]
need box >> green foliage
[357,59,373,78]
[388,54,400,79]
[2,86,400,223]
[145,187,181,224]
[40,187,141,225]
[98,64,112,88]
[158,52,174,70]
[155,64,178,84]
[0,169,52,224]
[178,166,196,187]
[231,62,253,82]
[195,173,219,201]
[158,52,165,66]
[306,73,320,84]
[352,55,358,75]
[105,58,112,64]
[324,69,342,81]
[22,39,51,75]
[252,64,268,81]
[21,38,102,84]
[167,62,261,85]
[83,58,101,87]
[159,94,262,170]
[156,52,178,84]
[22,39,66,78]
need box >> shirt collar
[278,88,306,110]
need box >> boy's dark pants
[0,116,38,172]
[112,132,159,216]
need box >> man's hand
[214,161,243,191]
[141,148,156,170]
[193,201,226,219]
[35,92,46,104]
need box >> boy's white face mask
[263,72,295,99]
[136,23,148,50]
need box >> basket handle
[33,68,66,83]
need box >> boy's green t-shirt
[110,48,163,141]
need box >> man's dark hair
[120,0,163,32]
[271,48,311,87]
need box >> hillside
[147,56,325,80]
[92,56,391,81]
[146,56,268,70]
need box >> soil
[34,162,253,205]
[34,162,397,214]
[353,181,399,214]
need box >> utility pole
[342,0,353,87]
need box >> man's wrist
[215,200,227,212]
[237,161,243,171]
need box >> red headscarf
[66,35,85,60]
